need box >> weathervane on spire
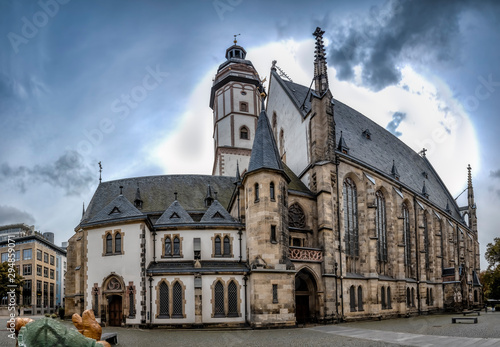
[233,33,240,44]
[98,161,102,183]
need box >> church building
[65,28,481,327]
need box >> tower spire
[467,164,475,207]
[313,27,329,94]
[247,93,284,174]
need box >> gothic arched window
[223,236,230,256]
[288,203,306,229]
[381,286,386,309]
[343,178,359,257]
[106,234,113,254]
[376,190,387,263]
[165,236,172,256]
[254,183,259,202]
[402,203,412,276]
[387,286,392,309]
[270,182,275,201]
[114,233,122,254]
[173,237,180,256]
[215,236,221,256]
[349,285,356,312]
[159,281,169,318]
[423,213,430,270]
[357,286,364,311]
[172,282,183,318]
[214,281,225,317]
[227,281,238,316]
[239,126,249,139]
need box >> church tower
[210,38,264,176]
[243,94,295,327]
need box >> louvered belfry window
[227,281,238,316]
[214,281,225,317]
[172,282,183,317]
[159,282,169,318]
[376,190,387,262]
[343,178,359,256]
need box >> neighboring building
[65,29,481,327]
[0,225,67,314]
[0,223,35,242]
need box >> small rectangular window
[37,265,42,276]
[272,284,278,303]
[23,249,32,260]
[271,225,277,243]
[50,255,54,265]
[44,252,49,263]
[239,101,248,112]
[37,250,42,260]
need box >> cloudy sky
[1,0,499,268]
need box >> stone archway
[295,268,318,324]
[101,274,125,326]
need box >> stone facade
[65,29,481,328]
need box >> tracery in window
[288,203,306,229]
[343,178,359,270]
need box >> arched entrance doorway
[295,268,318,324]
[102,274,125,327]
[108,295,122,326]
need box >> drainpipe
[335,156,344,320]
[413,195,421,315]
[243,274,249,326]
[238,229,243,263]
[152,231,157,263]
[148,276,153,326]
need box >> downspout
[335,156,344,319]
[152,231,157,263]
[238,229,243,263]
[413,195,421,315]
[243,275,249,326]
[148,276,153,326]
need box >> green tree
[0,261,24,305]
[482,238,500,300]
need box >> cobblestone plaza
[2,312,500,346]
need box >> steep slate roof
[86,194,144,225]
[156,200,194,225]
[200,200,238,224]
[248,102,284,174]
[80,175,236,227]
[274,73,462,221]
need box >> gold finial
[260,92,266,97]
[233,33,240,44]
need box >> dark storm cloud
[386,111,406,137]
[490,169,500,178]
[0,151,94,195]
[0,205,35,225]
[327,0,487,91]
